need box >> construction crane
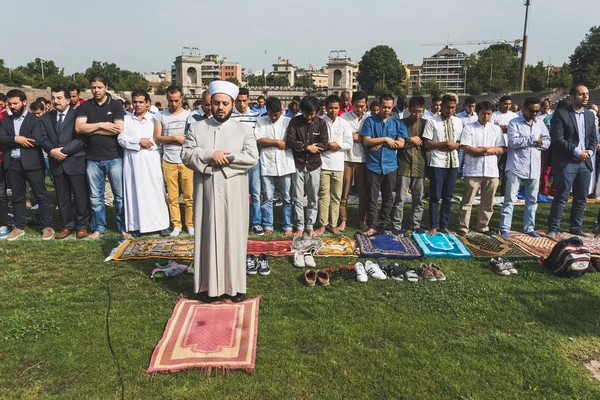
[420,39,522,47]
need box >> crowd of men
[0,76,599,245]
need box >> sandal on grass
[388,262,408,281]
[403,268,419,282]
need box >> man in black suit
[40,88,89,239]
[0,89,54,240]
[547,84,598,238]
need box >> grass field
[1,182,600,399]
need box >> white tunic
[460,121,505,178]
[321,116,353,171]
[340,110,368,163]
[423,115,463,169]
[118,113,169,233]
[254,115,295,176]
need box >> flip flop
[404,268,419,282]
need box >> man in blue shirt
[360,94,407,236]
[251,95,267,116]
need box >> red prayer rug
[510,232,556,259]
[246,239,293,257]
[147,297,260,375]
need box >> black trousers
[6,158,52,229]
[54,172,89,230]
[0,163,8,226]
[365,169,396,229]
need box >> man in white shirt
[492,95,517,193]
[456,96,478,176]
[153,85,193,237]
[423,94,463,236]
[315,95,353,235]
[423,96,442,120]
[457,101,505,236]
[255,97,294,236]
[339,91,369,231]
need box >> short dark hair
[265,97,281,113]
[524,97,541,108]
[556,99,570,109]
[30,101,44,111]
[292,96,302,102]
[379,94,394,104]
[475,101,494,113]
[541,98,551,107]
[408,96,425,108]
[67,85,80,94]
[44,99,51,106]
[499,95,512,103]
[131,90,151,102]
[431,96,442,103]
[370,100,379,108]
[155,102,162,107]
[36,97,46,103]
[464,96,476,105]
[257,95,265,101]
[300,96,319,113]
[326,94,341,107]
[90,74,108,86]
[123,100,131,106]
[0,93,6,102]
[442,94,457,105]
[193,99,202,107]
[351,90,368,104]
[396,94,406,107]
[569,84,587,97]
[166,85,183,96]
[6,89,26,101]
[183,102,190,108]
[238,88,249,97]
[51,87,68,98]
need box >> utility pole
[518,0,531,91]
[40,58,45,80]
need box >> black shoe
[246,254,257,275]
[571,230,590,238]
[273,198,283,207]
[131,230,142,237]
[251,225,264,235]
[257,253,270,276]
[159,229,170,237]
[198,291,213,304]
[231,293,246,302]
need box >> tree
[357,45,407,94]
[266,75,289,87]
[295,74,314,88]
[372,82,390,96]
[466,46,520,93]
[17,58,61,78]
[466,81,483,95]
[423,78,447,97]
[525,61,550,92]
[84,61,149,91]
[550,63,573,89]
[226,77,241,86]
[569,26,600,88]
[247,75,265,87]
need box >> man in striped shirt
[231,88,262,234]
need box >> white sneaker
[365,260,387,280]
[293,252,305,268]
[188,227,195,236]
[354,262,368,283]
[170,228,182,237]
[304,253,316,268]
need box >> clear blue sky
[3,0,597,74]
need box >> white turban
[208,80,239,101]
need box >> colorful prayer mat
[147,297,260,375]
[412,232,472,259]
[105,239,194,261]
[551,232,600,258]
[315,236,359,257]
[458,233,535,260]
[291,236,323,254]
[509,232,557,259]
[247,239,293,257]
[355,230,423,259]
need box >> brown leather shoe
[76,229,88,239]
[304,270,317,287]
[55,229,72,239]
[316,269,330,286]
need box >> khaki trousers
[340,161,367,225]
[162,160,194,229]
[457,176,499,234]
[318,169,343,228]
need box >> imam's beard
[214,108,233,123]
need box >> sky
[3,0,598,75]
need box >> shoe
[304,269,317,286]
[273,198,283,207]
[430,263,446,281]
[251,225,264,235]
[404,269,419,282]
[257,254,270,276]
[6,228,25,241]
[418,263,436,281]
[354,262,368,283]
[546,231,558,239]
[198,291,213,304]
[159,229,170,237]
[304,253,316,268]
[571,230,590,238]
[456,230,467,237]
[500,231,510,239]
[170,228,181,237]
[76,229,88,239]
[41,227,55,240]
[316,270,330,286]
[88,231,102,240]
[498,257,518,275]
[414,228,427,234]
[365,260,386,280]
[489,257,511,276]
[246,254,257,275]
[231,293,246,303]
[55,229,72,239]
[526,231,541,238]
[293,252,305,268]
[188,227,195,236]
[0,226,8,239]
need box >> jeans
[499,171,539,233]
[87,159,124,233]
[248,161,262,227]
[292,167,320,231]
[547,162,591,233]
[458,147,465,176]
[429,167,459,230]
[261,174,293,231]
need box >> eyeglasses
[526,108,540,114]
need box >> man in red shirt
[337,90,354,116]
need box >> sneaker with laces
[0,226,8,239]
[251,225,265,235]
[489,257,511,276]
[498,257,518,275]
[418,263,436,281]
[246,254,257,275]
[430,263,446,281]
[354,262,368,283]
[293,252,305,268]
[365,260,387,280]
[170,228,182,237]
[257,254,270,276]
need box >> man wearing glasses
[499,97,550,239]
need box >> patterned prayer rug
[355,230,423,259]
[247,239,293,257]
[509,232,557,259]
[105,239,195,261]
[458,233,535,260]
[412,232,472,259]
[315,236,359,257]
[147,297,260,375]
[291,236,323,254]
[551,232,600,258]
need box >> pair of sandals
[377,258,418,282]
[304,269,330,286]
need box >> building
[218,58,242,83]
[421,46,468,93]
[272,57,297,87]
[407,65,421,92]
[172,53,242,97]
[326,50,356,94]
[311,72,328,88]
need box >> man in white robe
[182,81,258,303]
[118,90,169,235]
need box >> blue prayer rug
[354,230,423,259]
[412,232,472,259]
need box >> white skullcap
[149,105,159,114]
[208,80,239,100]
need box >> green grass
[1,181,600,399]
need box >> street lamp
[518,0,531,91]
[40,58,45,80]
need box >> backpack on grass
[542,237,590,278]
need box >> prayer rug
[355,230,423,259]
[105,239,194,261]
[551,232,600,258]
[147,297,260,375]
[291,236,323,254]
[247,239,293,257]
[412,232,472,259]
[510,232,557,259]
[315,236,359,257]
[458,233,535,260]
